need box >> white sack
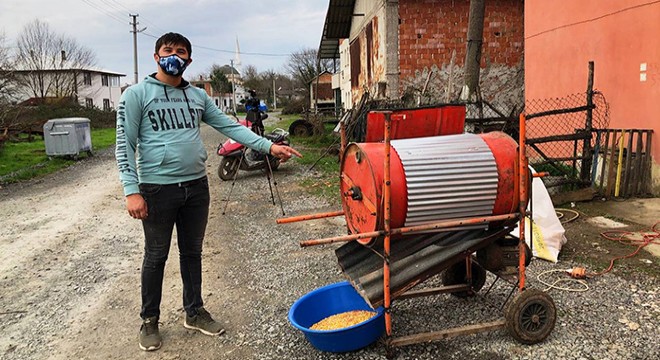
[510,168,567,263]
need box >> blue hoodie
[115,74,273,196]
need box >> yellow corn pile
[310,310,377,331]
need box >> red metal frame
[277,111,532,351]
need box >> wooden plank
[622,130,634,197]
[632,130,644,196]
[526,105,593,120]
[572,136,579,184]
[389,320,507,348]
[527,143,572,177]
[551,187,597,206]
[640,131,653,194]
[535,156,590,164]
[590,131,602,186]
[605,130,619,198]
[599,130,611,193]
[527,131,590,144]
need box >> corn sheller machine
[278,105,557,353]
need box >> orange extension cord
[568,221,660,279]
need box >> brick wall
[399,0,524,79]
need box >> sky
[0,0,329,84]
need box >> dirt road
[1,124,658,360]
[0,125,337,360]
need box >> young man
[115,32,301,351]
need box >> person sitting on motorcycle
[245,89,266,135]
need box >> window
[101,74,109,86]
[85,98,93,108]
[110,76,120,87]
[103,99,110,111]
[83,72,92,85]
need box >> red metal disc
[340,143,407,244]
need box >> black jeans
[138,176,209,319]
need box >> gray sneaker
[139,316,162,351]
[184,307,225,336]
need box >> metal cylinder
[340,132,519,244]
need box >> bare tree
[14,19,96,101]
[242,64,260,93]
[0,32,17,133]
[284,48,333,87]
[283,48,333,102]
[0,32,16,102]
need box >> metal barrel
[340,132,519,244]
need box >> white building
[12,68,125,110]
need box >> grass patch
[266,114,341,205]
[0,128,116,184]
[265,113,302,133]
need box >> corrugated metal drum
[340,132,519,244]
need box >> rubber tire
[218,157,239,181]
[505,289,556,344]
[288,119,313,137]
[441,260,487,298]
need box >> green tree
[209,65,232,94]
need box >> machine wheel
[441,260,487,298]
[505,289,556,344]
[218,157,239,181]
[288,119,313,137]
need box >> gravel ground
[0,123,658,360]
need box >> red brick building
[319,0,524,110]
[309,71,335,111]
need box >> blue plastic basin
[288,281,385,352]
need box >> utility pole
[461,0,485,101]
[230,59,237,114]
[130,14,146,84]
[273,78,277,110]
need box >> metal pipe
[518,113,527,290]
[299,213,519,247]
[383,112,393,338]
[276,210,344,224]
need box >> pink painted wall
[525,1,660,169]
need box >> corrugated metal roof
[318,0,356,59]
[335,226,513,308]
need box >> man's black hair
[155,32,192,56]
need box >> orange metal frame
[277,112,531,351]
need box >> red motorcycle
[216,117,290,181]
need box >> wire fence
[342,89,616,192]
[523,91,610,189]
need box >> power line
[79,0,125,24]
[101,0,168,34]
[526,0,660,40]
[84,0,291,58]
[141,31,290,57]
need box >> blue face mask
[158,54,189,76]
